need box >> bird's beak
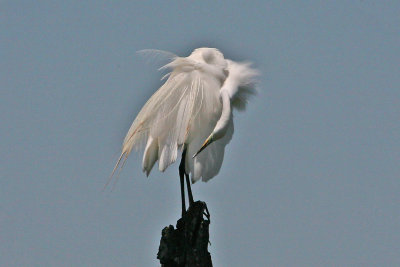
[193,134,214,158]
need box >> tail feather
[110,155,128,191]
[103,152,126,191]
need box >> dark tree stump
[157,201,213,267]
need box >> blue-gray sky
[1,1,399,266]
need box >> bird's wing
[110,56,225,183]
[222,59,259,111]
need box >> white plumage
[111,47,258,184]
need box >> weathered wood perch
[157,201,213,267]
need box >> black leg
[179,148,195,214]
[185,174,194,206]
[179,150,186,216]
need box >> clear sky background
[1,1,399,266]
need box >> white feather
[190,118,233,183]
[223,60,259,111]
[137,49,177,70]
[110,47,258,185]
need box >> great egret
[110,47,258,214]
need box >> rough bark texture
[157,201,213,267]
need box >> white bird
[110,47,258,214]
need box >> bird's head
[189,47,227,69]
